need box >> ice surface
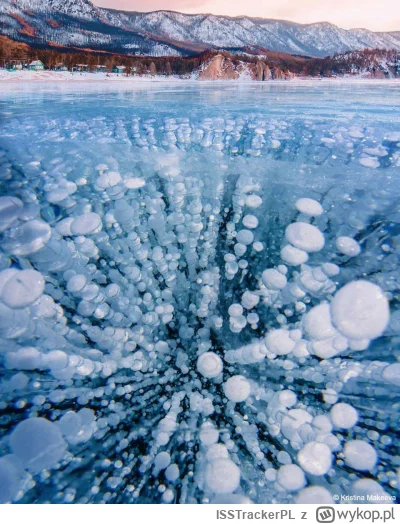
[0,81,399,504]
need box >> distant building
[72,64,89,72]
[2,59,29,70]
[94,65,107,73]
[27,60,44,71]
[55,64,68,72]
[113,65,126,74]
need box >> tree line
[0,36,398,78]
[0,37,202,75]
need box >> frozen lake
[0,81,399,504]
[2,79,400,120]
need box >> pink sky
[93,0,399,31]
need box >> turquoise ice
[0,80,399,504]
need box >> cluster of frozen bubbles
[0,119,400,505]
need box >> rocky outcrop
[198,55,293,81]
[253,61,271,81]
[198,55,245,80]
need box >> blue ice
[0,81,399,504]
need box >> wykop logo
[316,507,335,524]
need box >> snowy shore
[0,70,188,83]
[1,69,400,83]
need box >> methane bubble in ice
[262,269,287,290]
[205,459,241,494]
[10,418,67,473]
[265,329,296,355]
[336,236,361,257]
[285,223,325,253]
[70,212,102,235]
[330,403,358,429]
[343,440,378,471]
[298,442,332,476]
[2,219,51,255]
[0,457,23,504]
[242,215,258,229]
[0,196,23,232]
[197,352,223,378]
[276,464,306,492]
[296,487,334,504]
[224,376,251,402]
[295,198,323,217]
[280,245,308,266]
[0,269,44,309]
[0,106,399,505]
[331,281,389,340]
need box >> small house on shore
[72,64,89,72]
[94,65,107,73]
[55,64,68,72]
[28,60,45,71]
[113,65,126,74]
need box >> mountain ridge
[107,8,392,34]
[0,0,400,58]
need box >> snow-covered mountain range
[1,0,400,57]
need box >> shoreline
[1,70,400,84]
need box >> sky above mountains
[92,0,399,32]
